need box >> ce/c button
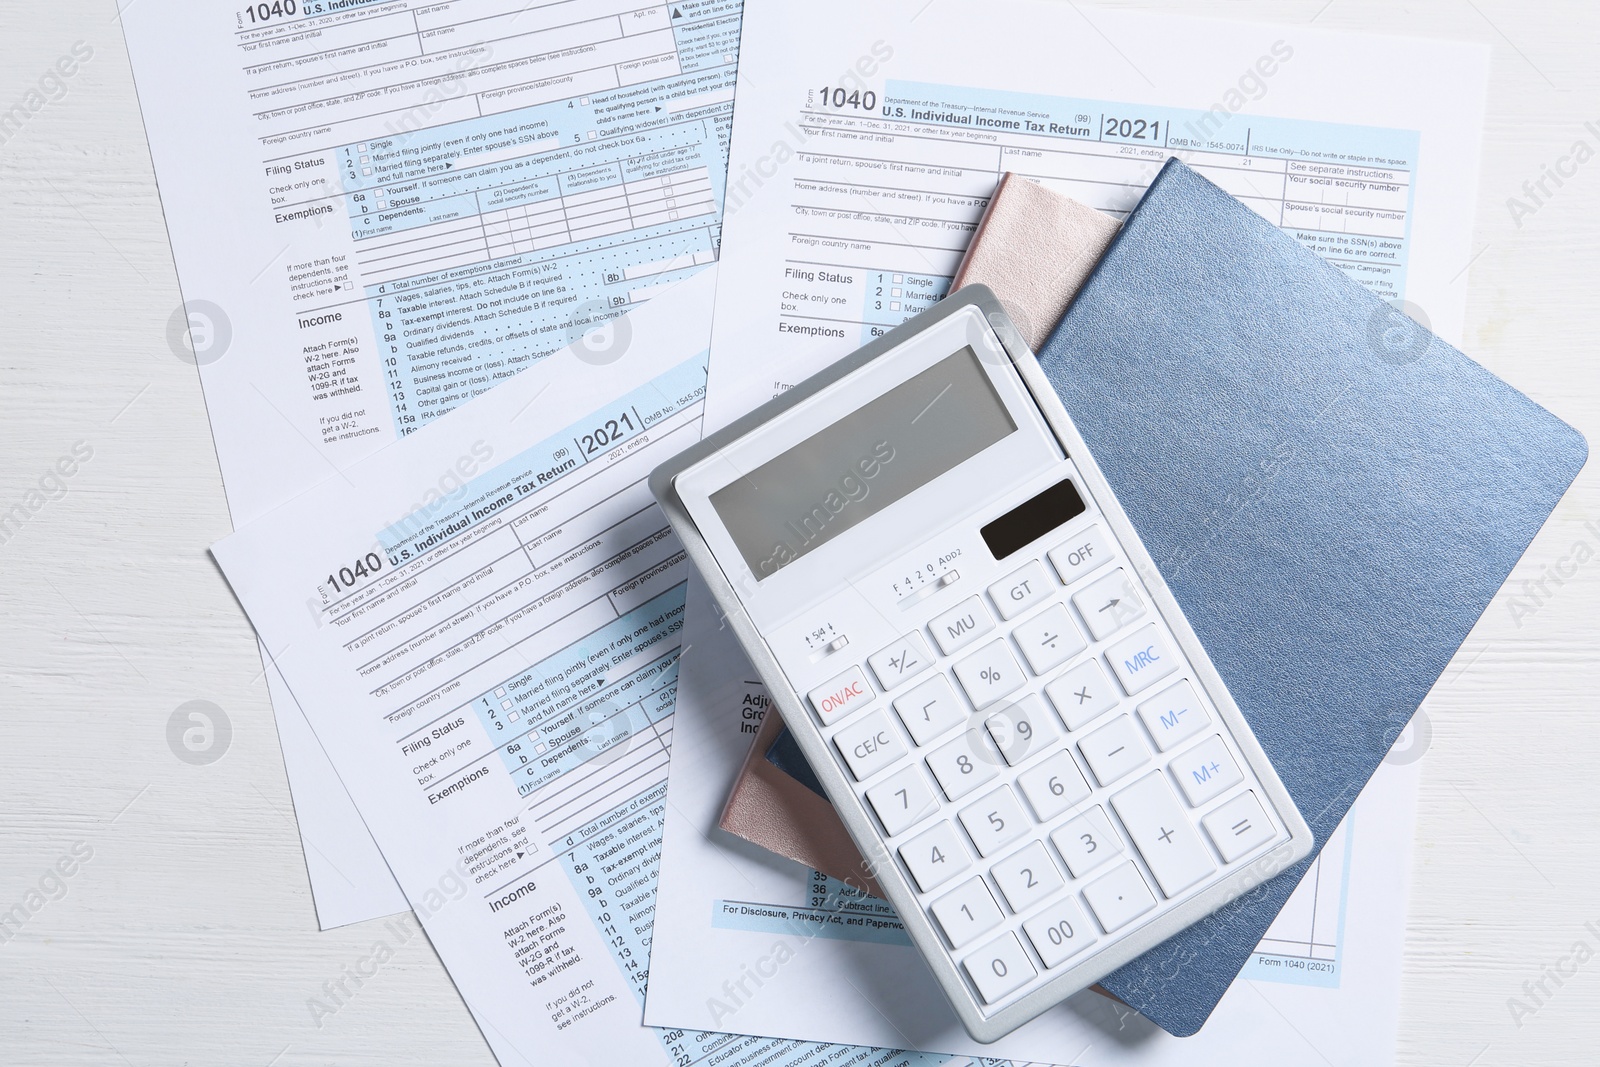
[834,710,906,781]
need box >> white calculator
[651,286,1311,1041]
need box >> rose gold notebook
[717,175,1119,889]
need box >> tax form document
[120,0,742,925]
[642,1,1482,1059]
[211,272,962,1067]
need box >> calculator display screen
[710,346,1016,579]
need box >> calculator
[651,286,1311,1041]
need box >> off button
[1048,524,1113,585]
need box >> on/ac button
[808,665,874,725]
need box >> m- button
[987,560,1053,620]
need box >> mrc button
[1104,624,1177,695]
[808,665,874,725]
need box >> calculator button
[953,641,1025,709]
[892,674,965,746]
[988,559,1053,620]
[928,596,995,654]
[1104,624,1177,695]
[991,841,1065,913]
[1170,734,1243,806]
[1202,791,1276,863]
[929,877,1003,948]
[899,820,971,892]
[963,932,1037,1004]
[1077,714,1151,786]
[1044,659,1118,731]
[833,710,906,782]
[1023,896,1098,968]
[866,764,940,837]
[1082,862,1157,933]
[868,631,933,691]
[1048,524,1113,585]
[958,785,1029,857]
[1010,604,1087,675]
[985,694,1060,766]
[1016,750,1091,822]
[1050,806,1123,877]
[926,733,1000,800]
[1136,680,1210,751]
[808,665,874,725]
[1071,568,1147,641]
[1111,773,1217,897]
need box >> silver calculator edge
[649,285,1313,1043]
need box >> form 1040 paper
[210,271,976,1067]
[119,0,744,925]
[643,0,1483,1060]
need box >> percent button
[953,640,1025,709]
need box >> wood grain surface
[1,1,1595,1064]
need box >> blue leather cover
[1037,159,1587,1035]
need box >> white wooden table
[2,1,1596,1064]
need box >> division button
[1081,861,1157,933]
[1011,603,1087,675]
[1110,772,1217,897]
[1201,791,1276,863]
[963,932,1037,1004]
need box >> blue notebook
[1034,158,1586,1035]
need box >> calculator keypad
[804,518,1284,1011]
